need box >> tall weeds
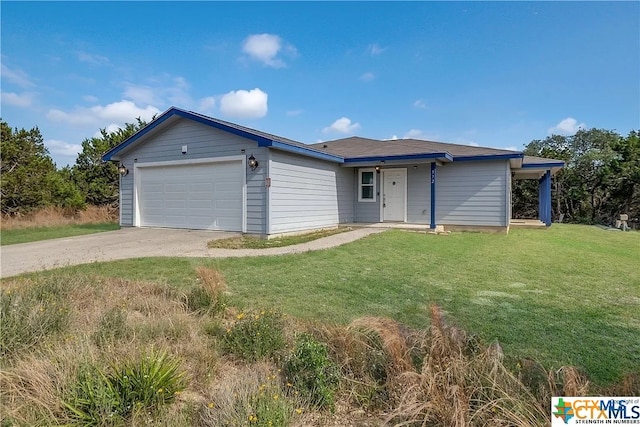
[0,205,117,230]
[388,305,550,427]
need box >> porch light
[248,154,259,171]
[375,166,380,173]
[118,163,129,176]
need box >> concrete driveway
[0,228,238,279]
[0,227,386,279]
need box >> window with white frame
[358,169,376,202]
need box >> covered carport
[511,156,565,226]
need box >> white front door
[382,168,407,222]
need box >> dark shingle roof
[523,155,565,166]
[309,136,520,159]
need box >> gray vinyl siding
[354,170,381,223]
[407,164,431,224]
[269,151,353,234]
[354,165,432,224]
[117,118,267,233]
[435,160,509,226]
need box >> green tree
[513,128,640,225]
[1,120,56,215]
[72,119,148,206]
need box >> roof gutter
[343,152,453,164]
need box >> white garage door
[137,161,243,231]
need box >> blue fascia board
[453,153,524,162]
[521,161,565,169]
[102,106,345,164]
[102,107,177,161]
[259,140,345,163]
[103,107,272,162]
[343,152,453,164]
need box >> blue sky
[2,1,639,167]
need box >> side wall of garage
[117,118,268,234]
[268,151,354,234]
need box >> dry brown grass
[1,269,622,426]
[0,273,218,425]
[387,305,552,427]
[0,205,117,230]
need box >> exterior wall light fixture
[248,154,259,171]
[118,164,129,176]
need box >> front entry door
[382,168,407,222]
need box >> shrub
[109,350,188,411]
[200,363,300,427]
[92,307,131,348]
[221,310,285,362]
[63,365,124,426]
[0,283,70,359]
[185,267,228,315]
[63,350,187,425]
[283,334,340,410]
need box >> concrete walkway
[0,227,386,279]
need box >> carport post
[538,170,552,226]
[430,162,436,229]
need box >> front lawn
[13,224,640,386]
[0,222,120,245]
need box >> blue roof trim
[261,140,344,163]
[102,108,177,161]
[103,107,317,162]
[343,152,453,163]
[453,153,524,162]
[522,161,565,168]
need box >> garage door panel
[137,160,243,231]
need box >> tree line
[1,118,638,226]
[1,118,147,216]
[512,128,639,226]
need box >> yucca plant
[109,349,188,411]
[63,350,187,425]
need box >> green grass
[207,227,351,249]
[14,225,640,386]
[0,223,119,245]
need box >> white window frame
[358,168,377,202]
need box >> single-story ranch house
[102,107,564,236]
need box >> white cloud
[548,117,586,135]
[323,117,361,134]
[366,43,386,55]
[46,139,82,157]
[77,51,111,66]
[286,109,303,116]
[1,63,35,88]
[83,95,99,103]
[93,123,122,138]
[123,75,211,111]
[360,72,375,82]
[198,97,216,114]
[242,33,296,68]
[124,84,159,106]
[504,146,518,151]
[219,88,268,119]
[1,91,34,107]
[413,99,426,109]
[47,100,160,127]
[386,129,438,141]
[404,129,425,139]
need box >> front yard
[21,224,639,386]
